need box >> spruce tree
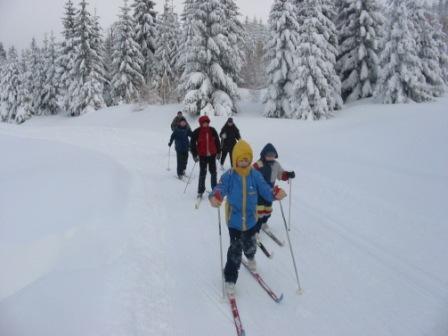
[0,43,6,64]
[409,0,446,97]
[336,0,384,102]
[376,0,432,103]
[41,32,60,115]
[27,38,45,116]
[0,42,7,113]
[68,0,106,116]
[111,0,145,104]
[182,0,239,116]
[155,1,181,104]
[57,0,77,112]
[177,0,196,77]
[18,50,33,122]
[221,0,245,86]
[103,26,116,106]
[1,47,22,122]
[241,18,269,89]
[291,0,342,119]
[132,0,158,84]
[263,0,299,118]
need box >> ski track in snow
[1,98,448,336]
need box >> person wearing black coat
[169,117,193,179]
[219,117,241,168]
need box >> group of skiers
[169,111,295,295]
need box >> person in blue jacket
[209,140,286,295]
[168,117,193,179]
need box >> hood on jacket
[260,143,278,160]
[232,140,253,176]
[199,115,210,125]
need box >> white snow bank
[0,134,131,336]
[0,95,447,336]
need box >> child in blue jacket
[209,140,286,295]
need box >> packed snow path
[1,98,447,336]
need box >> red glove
[273,186,286,200]
[281,171,289,181]
[209,191,223,207]
[214,191,223,202]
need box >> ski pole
[279,200,303,294]
[167,147,171,171]
[217,207,225,300]
[288,180,292,231]
[183,160,197,194]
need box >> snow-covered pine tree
[41,32,60,115]
[132,0,158,84]
[103,25,116,106]
[17,50,33,122]
[336,0,384,102]
[27,38,45,116]
[111,0,145,104]
[0,42,7,114]
[155,1,181,104]
[0,43,6,64]
[375,0,432,104]
[57,0,77,112]
[263,0,299,118]
[434,24,448,84]
[181,0,239,116]
[92,10,109,104]
[1,47,22,122]
[241,18,269,89]
[68,0,106,116]
[221,0,245,86]
[177,0,196,79]
[409,0,446,97]
[291,0,344,120]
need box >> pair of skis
[227,259,283,336]
[257,227,285,259]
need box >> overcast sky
[0,0,273,51]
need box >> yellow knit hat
[232,140,253,176]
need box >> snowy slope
[0,97,447,336]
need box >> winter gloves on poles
[273,186,287,201]
[281,170,295,181]
[209,191,223,208]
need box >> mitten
[273,186,287,200]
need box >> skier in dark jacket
[171,111,191,132]
[190,115,221,197]
[169,117,193,179]
[253,143,295,232]
[219,117,241,169]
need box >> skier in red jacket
[190,115,221,197]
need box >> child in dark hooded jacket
[169,117,192,179]
[253,143,295,231]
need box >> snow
[1,96,448,336]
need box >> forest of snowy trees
[0,0,447,123]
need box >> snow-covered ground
[0,95,447,336]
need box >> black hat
[177,111,183,115]
[227,117,233,123]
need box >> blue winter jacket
[169,126,192,153]
[212,168,274,231]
